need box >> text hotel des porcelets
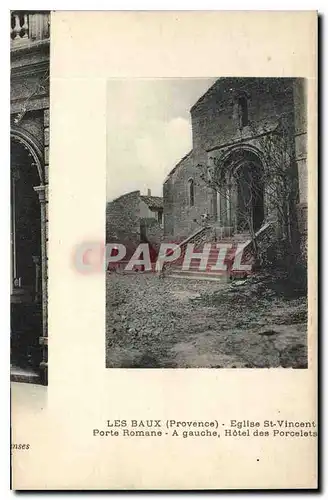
[92,419,317,440]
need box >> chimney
[147,188,151,196]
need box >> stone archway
[234,160,264,232]
[10,132,47,381]
[214,147,265,235]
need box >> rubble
[106,273,307,369]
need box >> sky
[106,78,217,201]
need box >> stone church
[163,78,307,261]
[10,11,50,384]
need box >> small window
[158,210,163,225]
[188,179,195,207]
[237,96,249,127]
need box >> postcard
[10,10,317,490]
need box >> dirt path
[106,273,307,369]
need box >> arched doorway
[234,160,264,232]
[11,135,44,377]
[215,147,265,234]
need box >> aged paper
[11,11,317,489]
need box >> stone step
[167,247,248,269]
[168,270,228,282]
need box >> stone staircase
[163,221,276,282]
[161,225,212,278]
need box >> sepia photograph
[10,11,50,385]
[105,77,308,369]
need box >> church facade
[10,11,50,384]
[163,78,307,258]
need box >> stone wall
[17,111,44,148]
[106,192,164,256]
[140,218,164,252]
[191,77,296,167]
[11,39,50,116]
[293,79,307,204]
[163,151,211,241]
[106,191,141,255]
[293,79,308,260]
